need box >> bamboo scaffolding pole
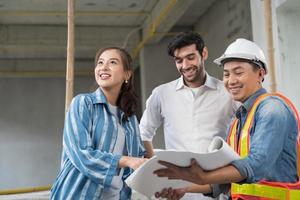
[263,0,277,92]
[0,186,51,195]
[65,0,75,112]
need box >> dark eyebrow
[223,66,244,73]
[174,53,195,60]
[98,58,120,62]
[110,57,119,60]
[233,66,244,71]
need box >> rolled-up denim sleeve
[231,98,296,183]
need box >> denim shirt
[51,88,145,200]
[210,88,298,197]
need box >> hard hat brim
[214,53,262,66]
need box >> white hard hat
[214,38,267,73]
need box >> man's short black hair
[167,31,205,57]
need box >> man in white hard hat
[153,38,300,199]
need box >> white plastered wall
[250,0,300,111]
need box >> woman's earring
[125,80,128,84]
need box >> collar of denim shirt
[235,88,267,118]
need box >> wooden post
[65,0,75,112]
[263,0,277,92]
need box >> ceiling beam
[0,11,148,17]
[0,45,134,59]
[143,0,194,43]
[0,70,93,78]
[132,0,194,58]
[0,25,140,59]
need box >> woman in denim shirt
[153,39,299,199]
[51,47,146,200]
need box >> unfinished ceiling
[0,0,215,76]
[0,0,157,26]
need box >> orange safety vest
[227,93,300,200]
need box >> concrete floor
[0,191,157,200]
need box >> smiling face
[94,49,130,93]
[223,60,264,103]
[173,44,207,88]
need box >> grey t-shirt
[102,104,126,200]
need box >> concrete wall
[276,0,300,111]
[139,37,178,149]
[250,0,278,92]
[0,77,94,189]
[194,0,252,80]
[251,0,300,111]
[140,37,178,109]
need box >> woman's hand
[155,187,186,200]
[119,156,148,170]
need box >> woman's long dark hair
[95,47,138,121]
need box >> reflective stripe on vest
[231,183,300,199]
[228,93,300,199]
[231,183,290,199]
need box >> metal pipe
[263,0,277,92]
[65,0,75,111]
[131,0,177,59]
